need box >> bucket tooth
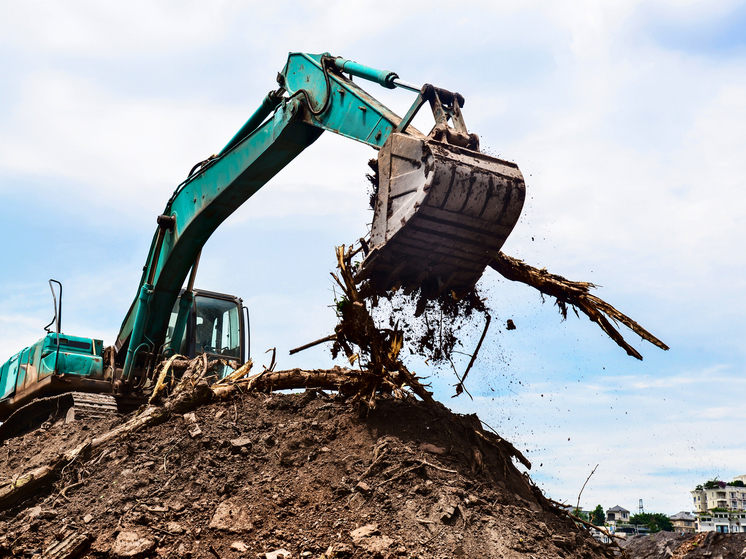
[361,132,525,296]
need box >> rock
[83,514,93,524]
[209,498,253,532]
[355,481,371,496]
[324,544,352,557]
[350,524,379,544]
[348,493,366,510]
[110,530,156,558]
[265,550,291,559]
[230,437,252,450]
[365,535,394,555]
[440,505,457,522]
[230,541,248,552]
[166,522,184,534]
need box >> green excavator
[0,52,525,439]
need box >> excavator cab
[163,289,247,379]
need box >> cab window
[194,296,241,359]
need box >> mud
[0,389,615,558]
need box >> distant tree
[591,505,605,526]
[573,508,589,521]
[629,512,673,533]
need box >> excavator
[0,52,526,439]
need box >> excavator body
[0,52,525,438]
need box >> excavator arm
[115,52,526,381]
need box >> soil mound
[0,387,616,558]
[621,531,746,559]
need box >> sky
[1,0,745,516]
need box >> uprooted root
[490,252,669,360]
[330,244,435,406]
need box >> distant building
[606,505,630,525]
[695,511,746,533]
[691,475,746,533]
[588,525,612,544]
[691,476,746,513]
[670,511,696,534]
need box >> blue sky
[1,0,745,515]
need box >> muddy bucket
[359,132,525,297]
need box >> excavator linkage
[360,132,526,297]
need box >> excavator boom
[111,52,525,378]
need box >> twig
[154,472,179,495]
[548,497,628,554]
[378,462,425,487]
[461,313,491,383]
[359,447,388,481]
[419,460,458,474]
[576,464,599,514]
[289,334,337,355]
[570,512,626,543]
[378,459,457,487]
[264,347,277,372]
[59,480,85,501]
[162,436,185,472]
[453,313,491,398]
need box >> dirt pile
[0,385,617,558]
[621,531,746,559]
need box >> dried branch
[576,464,599,513]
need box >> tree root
[490,252,668,360]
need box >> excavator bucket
[359,132,525,297]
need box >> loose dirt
[0,387,617,558]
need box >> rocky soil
[0,385,620,558]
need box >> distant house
[606,505,630,525]
[670,511,696,534]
